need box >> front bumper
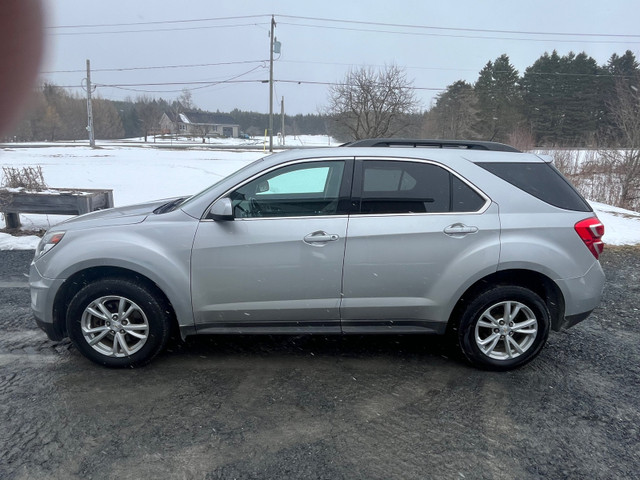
[34,314,64,341]
[29,262,66,341]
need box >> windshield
[176,156,267,210]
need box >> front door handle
[304,231,340,245]
[444,223,478,237]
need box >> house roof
[179,111,238,126]
[162,111,178,122]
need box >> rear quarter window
[477,162,592,212]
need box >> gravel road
[1,247,638,480]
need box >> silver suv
[30,139,606,370]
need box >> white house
[161,111,239,138]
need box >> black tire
[457,286,550,371]
[66,278,171,368]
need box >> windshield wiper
[153,197,186,214]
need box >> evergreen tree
[425,80,478,139]
[602,51,640,144]
[607,50,640,78]
[473,54,523,142]
[113,100,141,139]
[522,51,606,145]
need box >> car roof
[260,146,549,167]
[342,138,520,151]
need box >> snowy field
[1,140,639,249]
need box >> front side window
[230,161,345,218]
[358,160,486,214]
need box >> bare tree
[135,96,162,142]
[326,65,419,141]
[93,98,124,139]
[176,88,194,111]
[600,78,640,210]
[506,126,536,152]
[191,123,212,143]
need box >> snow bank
[588,201,640,246]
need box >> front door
[191,159,351,333]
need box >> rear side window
[358,160,486,214]
[477,162,591,212]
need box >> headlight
[35,231,65,258]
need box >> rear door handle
[304,231,340,245]
[444,223,478,237]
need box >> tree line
[421,50,640,148]
[5,49,640,148]
[6,85,332,142]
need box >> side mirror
[208,197,234,221]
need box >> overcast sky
[41,0,640,115]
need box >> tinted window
[230,161,345,218]
[452,175,486,212]
[359,160,486,214]
[477,162,591,212]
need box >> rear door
[341,158,501,333]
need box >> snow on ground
[588,201,640,246]
[106,134,338,148]
[1,141,639,250]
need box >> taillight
[575,218,605,259]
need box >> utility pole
[269,16,275,152]
[281,96,285,146]
[84,59,95,148]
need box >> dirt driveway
[1,248,639,480]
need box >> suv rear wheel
[457,286,550,370]
[66,278,171,368]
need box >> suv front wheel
[66,278,171,368]
[457,286,550,371]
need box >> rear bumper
[553,260,605,331]
[553,310,593,332]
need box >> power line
[49,78,446,94]
[280,59,476,73]
[276,14,640,39]
[42,59,269,74]
[48,22,269,36]
[44,57,632,80]
[47,12,640,40]
[274,79,445,91]
[49,68,632,96]
[47,14,271,29]
[97,65,267,93]
[278,21,640,45]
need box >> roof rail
[343,138,521,152]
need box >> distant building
[160,111,239,138]
[159,111,178,134]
